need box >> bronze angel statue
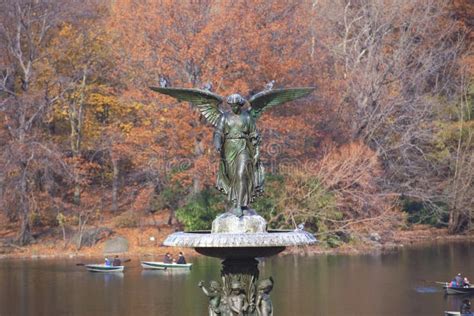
[150,84,314,217]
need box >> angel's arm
[213,115,225,153]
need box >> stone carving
[228,280,250,316]
[256,277,274,316]
[149,85,314,216]
[221,258,258,314]
[211,211,267,234]
[199,280,224,316]
[198,273,275,315]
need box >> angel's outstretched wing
[149,86,224,127]
[248,87,315,120]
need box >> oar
[76,259,131,266]
[417,278,448,285]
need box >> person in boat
[112,255,122,266]
[451,273,464,287]
[104,257,112,266]
[464,277,471,288]
[455,273,464,287]
[163,252,173,264]
[460,299,473,315]
[177,252,186,264]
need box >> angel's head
[227,94,246,114]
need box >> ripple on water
[415,286,440,293]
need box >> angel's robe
[214,109,264,210]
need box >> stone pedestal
[163,213,317,315]
[212,211,267,233]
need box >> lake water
[0,242,473,316]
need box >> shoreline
[1,227,473,261]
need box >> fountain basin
[195,246,286,258]
[163,229,317,259]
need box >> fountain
[151,84,317,315]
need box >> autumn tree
[107,0,326,223]
[0,0,72,244]
[436,74,473,233]
[48,8,116,205]
[314,0,469,232]
[0,0,470,246]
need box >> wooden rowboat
[85,264,124,273]
[141,261,192,270]
[443,285,474,295]
[444,311,461,316]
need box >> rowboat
[445,310,474,315]
[85,264,124,273]
[140,261,167,270]
[141,261,192,270]
[443,284,474,295]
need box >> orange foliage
[316,142,389,218]
[131,186,154,213]
[105,0,332,202]
[282,141,391,221]
[1,0,468,248]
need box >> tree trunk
[18,167,33,246]
[0,172,4,209]
[167,208,175,226]
[111,157,119,212]
[70,68,87,205]
[61,225,67,249]
[76,211,90,251]
[73,173,81,205]
[448,209,468,234]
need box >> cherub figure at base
[198,280,223,316]
[228,281,249,316]
[256,277,274,316]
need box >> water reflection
[445,294,474,312]
[89,271,124,286]
[0,242,473,315]
[141,269,169,277]
[142,268,191,275]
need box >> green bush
[325,233,343,248]
[252,174,285,228]
[149,182,185,212]
[401,197,448,227]
[175,188,225,231]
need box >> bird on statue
[264,80,275,91]
[295,223,305,231]
[202,82,213,92]
[159,76,169,88]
